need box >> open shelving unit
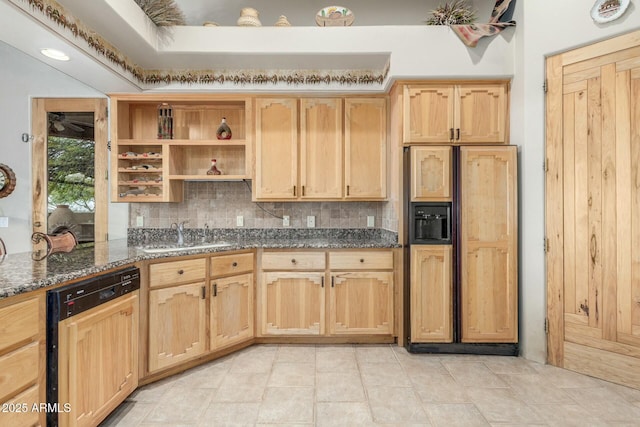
[110,94,252,202]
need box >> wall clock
[0,164,17,198]
[591,0,630,23]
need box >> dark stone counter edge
[0,240,401,300]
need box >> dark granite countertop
[0,228,399,299]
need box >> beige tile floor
[100,344,640,426]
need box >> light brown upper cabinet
[255,98,299,199]
[403,83,509,144]
[255,97,387,201]
[300,99,343,199]
[344,98,387,199]
[410,146,452,201]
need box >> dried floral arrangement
[133,0,185,26]
[426,0,477,25]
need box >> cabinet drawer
[0,343,38,403]
[329,251,393,270]
[0,385,40,427]
[0,298,39,351]
[211,252,254,277]
[150,258,206,288]
[261,252,325,270]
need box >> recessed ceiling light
[40,48,70,61]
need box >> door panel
[300,98,343,199]
[546,30,640,389]
[255,99,298,199]
[460,146,517,343]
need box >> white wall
[0,41,128,254]
[513,1,638,362]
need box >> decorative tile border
[15,0,389,87]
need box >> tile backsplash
[129,181,398,231]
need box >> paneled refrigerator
[404,145,518,355]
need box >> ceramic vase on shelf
[48,204,76,232]
[216,117,232,140]
[206,159,222,175]
[237,7,262,26]
[275,15,291,26]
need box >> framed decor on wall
[591,0,630,23]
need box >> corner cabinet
[109,94,252,202]
[254,97,387,201]
[403,82,509,144]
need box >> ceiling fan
[48,112,94,134]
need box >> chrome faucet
[171,221,188,246]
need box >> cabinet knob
[291,259,297,264]
[360,258,365,263]
[177,269,184,275]
[232,262,238,267]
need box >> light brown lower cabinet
[148,282,207,373]
[58,292,139,427]
[210,273,254,349]
[260,250,394,337]
[410,245,453,343]
[330,271,394,335]
[0,295,45,427]
[261,272,325,335]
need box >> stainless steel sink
[137,242,231,254]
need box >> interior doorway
[31,98,108,244]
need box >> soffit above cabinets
[0,0,513,94]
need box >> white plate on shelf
[591,0,629,23]
[316,6,354,26]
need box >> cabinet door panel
[403,86,455,143]
[330,272,393,335]
[410,246,453,343]
[149,283,207,372]
[211,274,254,350]
[255,99,298,199]
[300,98,343,199]
[344,98,387,199]
[456,85,508,144]
[58,293,138,427]
[262,272,324,335]
[460,146,517,343]
[410,146,453,201]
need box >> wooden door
[410,146,452,201]
[148,283,207,372]
[455,84,508,144]
[300,98,343,199]
[255,98,298,199]
[330,272,394,335]
[546,30,640,388]
[58,292,138,427]
[459,146,518,343]
[262,272,325,335]
[344,98,387,199]
[211,273,254,350]
[403,85,455,143]
[410,245,453,343]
